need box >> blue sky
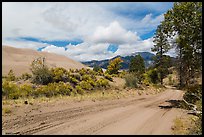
[2,2,174,61]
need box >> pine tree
[129,54,145,74]
[155,2,202,87]
[151,23,171,85]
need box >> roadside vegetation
[2,55,164,102]
[2,58,111,100]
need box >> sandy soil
[2,46,87,76]
[2,86,187,135]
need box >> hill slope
[2,46,87,76]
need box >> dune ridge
[2,46,87,76]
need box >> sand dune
[2,46,87,76]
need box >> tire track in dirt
[2,87,185,135]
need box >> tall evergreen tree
[129,54,145,74]
[155,2,202,87]
[129,54,145,83]
[151,23,171,85]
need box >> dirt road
[2,86,186,135]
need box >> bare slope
[2,46,87,76]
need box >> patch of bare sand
[2,46,88,76]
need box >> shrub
[143,68,159,84]
[3,107,12,114]
[71,73,82,81]
[31,57,53,85]
[2,80,20,99]
[82,74,92,81]
[19,83,33,97]
[20,73,32,81]
[118,70,127,78]
[34,82,74,97]
[104,74,113,81]
[51,67,70,82]
[7,69,16,81]
[75,85,85,95]
[124,73,139,88]
[142,73,150,86]
[56,82,74,96]
[96,78,109,88]
[106,57,123,75]
[79,68,86,76]
[79,81,93,90]
[183,84,202,104]
[188,111,202,135]
[168,75,173,85]
[69,77,79,85]
[93,65,103,74]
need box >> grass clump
[124,73,139,88]
[2,107,12,114]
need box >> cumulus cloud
[88,21,140,45]
[114,37,154,57]
[2,2,175,61]
[41,36,154,62]
[42,42,113,61]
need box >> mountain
[2,46,88,76]
[82,52,155,70]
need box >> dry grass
[171,115,198,135]
[2,107,12,115]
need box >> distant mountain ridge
[82,52,155,70]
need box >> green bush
[188,112,202,135]
[20,73,32,81]
[104,74,113,81]
[69,77,79,85]
[71,73,82,81]
[57,82,74,96]
[2,80,20,99]
[51,67,70,82]
[118,70,127,78]
[143,68,159,84]
[31,58,53,85]
[168,75,173,85]
[89,79,97,87]
[183,84,202,104]
[124,73,139,88]
[96,78,109,88]
[93,65,103,74]
[34,82,74,97]
[106,57,123,75]
[79,81,93,90]
[75,85,85,95]
[79,68,86,76]
[7,69,16,81]
[19,83,33,97]
[82,74,92,81]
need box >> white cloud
[41,42,114,61]
[41,36,155,62]
[2,2,175,61]
[114,37,154,57]
[2,2,167,42]
[2,39,50,50]
[88,21,140,45]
